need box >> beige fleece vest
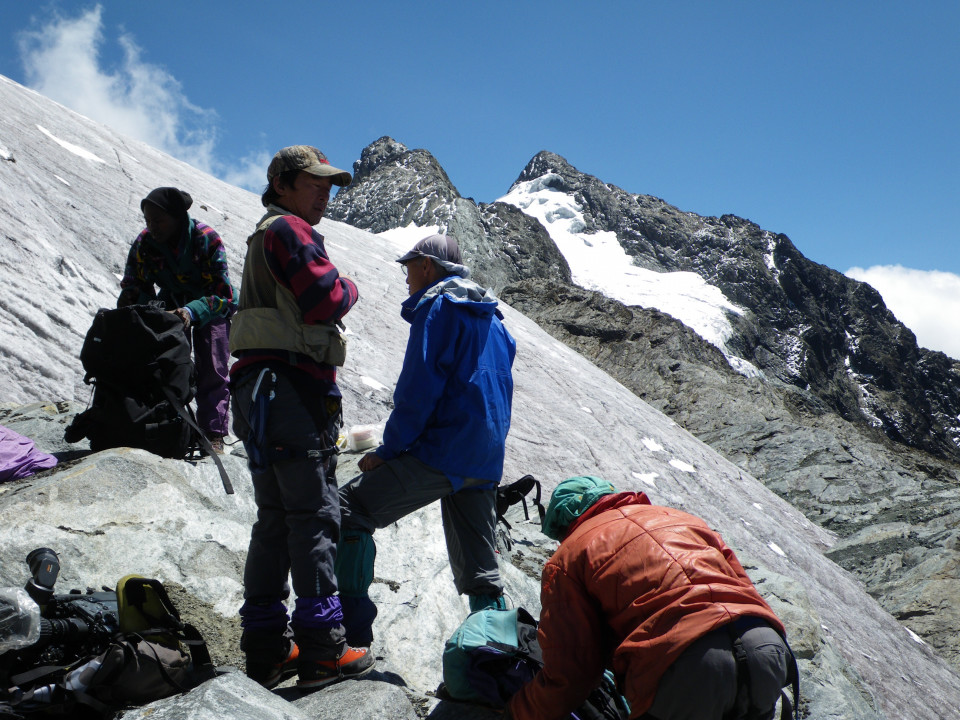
[229,210,347,367]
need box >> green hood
[542,476,617,540]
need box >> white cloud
[16,5,261,190]
[846,265,960,359]
[220,150,273,194]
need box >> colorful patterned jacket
[119,219,236,327]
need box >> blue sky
[2,2,960,355]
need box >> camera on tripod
[0,548,119,677]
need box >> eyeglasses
[400,256,428,276]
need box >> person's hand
[117,287,138,308]
[358,452,385,472]
[171,307,191,329]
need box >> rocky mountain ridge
[328,137,572,292]
[513,151,960,462]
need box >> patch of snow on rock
[641,437,664,452]
[36,125,105,163]
[669,458,696,473]
[360,376,389,392]
[631,471,659,489]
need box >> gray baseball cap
[397,233,463,264]
[397,234,470,278]
[267,145,352,186]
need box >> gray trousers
[642,617,790,720]
[339,454,502,596]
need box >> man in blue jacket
[336,234,516,646]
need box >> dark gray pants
[339,454,502,596]
[231,369,341,602]
[642,618,789,720]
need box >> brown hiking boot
[203,434,225,455]
[296,646,376,689]
[246,641,299,689]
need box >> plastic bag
[0,587,41,653]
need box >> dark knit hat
[141,187,193,222]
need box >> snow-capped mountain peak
[499,175,762,377]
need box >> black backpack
[495,475,546,551]
[64,304,232,494]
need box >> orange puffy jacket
[509,492,785,720]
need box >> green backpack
[438,607,630,719]
[441,607,540,705]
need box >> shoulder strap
[496,475,545,527]
[9,663,69,687]
[180,622,214,672]
[160,385,233,494]
[779,640,801,720]
[118,575,183,646]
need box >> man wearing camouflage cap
[335,233,517,648]
[229,145,373,690]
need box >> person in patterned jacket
[118,186,236,450]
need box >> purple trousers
[191,317,230,437]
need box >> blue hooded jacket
[375,276,516,490]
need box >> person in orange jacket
[509,476,795,720]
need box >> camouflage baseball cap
[267,145,352,186]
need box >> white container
[345,423,383,452]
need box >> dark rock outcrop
[327,137,571,292]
